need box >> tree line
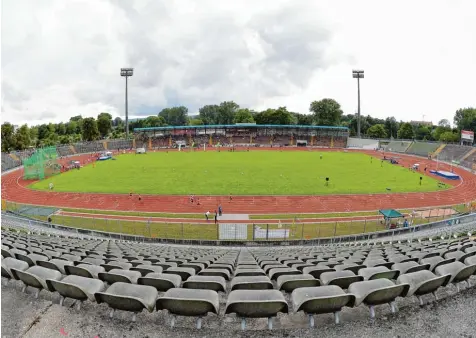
[1,98,475,152]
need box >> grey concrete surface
[2,279,476,338]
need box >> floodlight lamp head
[120,68,134,77]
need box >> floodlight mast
[352,70,364,138]
[120,68,134,138]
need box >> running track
[2,149,476,214]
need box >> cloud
[1,0,475,126]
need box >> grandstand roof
[134,124,349,132]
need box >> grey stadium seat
[277,274,320,293]
[348,279,409,318]
[199,268,231,280]
[292,285,356,327]
[137,272,182,291]
[98,268,141,284]
[47,275,105,309]
[163,267,195,281]
[95,282,158,321]
[358,266,400,281]
[65,263,105,279]
[37,259,73,274]
[156,288,219,329]
[435,261,476,291]
[11,265,62,298]
[392,261,430,275]
[397,270,451,305]
[2,257,29,282]
[420,256,455,272]
[230,276,274,291]
[130,265,163,276]
[234,268,266,277]
[320,270,363,289]
[225,290,288,330]
[183,275,226,292]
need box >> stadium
[2,123,476,336]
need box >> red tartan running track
[2,149,476,214]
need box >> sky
[1,0,476,126]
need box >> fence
[1,200,471,240]
[2,208,475,247]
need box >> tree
[113,117,123,127]
[56,123,66,135]
[198,105,220,125]
[97,113,113,138]
[66,121,79,135]
[454,108,476,133]
[216,101,239,124]
[254,107,294,125]
[367,124,387,138]
[438,119,451,128]
[309,99,343,126]
[433,125,451,141]
[415,125,432,140]
[159,106,189,126]
[1,122,16,152]
[397,123,414,139]
[233,109,255,124]
[384,117,399,139]
[439,131,459,143]
[81,118,99,141]
[70,115,83,122]
[292,113,313,125]
[189,118,204,126]
[14,124,31,150]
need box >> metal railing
[2,211,475,247]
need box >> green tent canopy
[379,209,404,219]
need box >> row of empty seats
[2,229,475,330]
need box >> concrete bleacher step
[461,148,476,161]
[433,144,446,157]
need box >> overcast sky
[1,0,475,126]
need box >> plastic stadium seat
[98,268,141,284]
[11,265,63,298]
[2,257,29,282]
[156,288,219,329]
[358,266,400,281]
[95,282,158,321]
[225,290,288,330]
[397,270,451,305]
[182,275,226,292]
[137,272,181,291]
[320,270,363,289]
[348,279,409,318]
[277,274,320,292]
[292,285,356,327]
[66,263,105,279]
[47,275,105,310]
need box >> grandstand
[406,141,441,158]
[437,144,474,163]
[384,140,413,153]
[1,212,475,333]
[347,137,379,150]
[133,124,349,149]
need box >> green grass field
[29,151,447,195]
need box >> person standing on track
[205,210,210,221]
[214,210,218,224]
[229,193,233,203]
